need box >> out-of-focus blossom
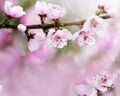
[4,1,26,18]
[83,16,106,37]
[46,28,72,48]
[0,29,12,46]
[75,84,97,96]
[35,1,48,16]
[28,31,46,51]
[0,44,22,78]
[97,0,118,17]
[17,24,26,33]
[92,71,115,93]
[47,4,66,20]
[72,30,95,47]
[105,7,118,17]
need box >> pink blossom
[97,0,118,17]
[72,16,106,47]
[75,84,97,96]
[47,4,66,20]
[17,24,26,33]
[35,1,48,16]
[92,71,115,93]
[83,16,106,37]
[4,1,26,18]
[46,28,72,48]
[28,31,46,51]
[72,30,95,47]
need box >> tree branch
[0,15,110,30]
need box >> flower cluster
[35,1,66,20]
[72,16,106,47]
[74,71,116,96]
[3,0,118,51]
[28,1,68,51]
[27,4,107,51]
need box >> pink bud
[35,1,48,16]
[4,1,26,18]
[17,24,26,33]
[47,4,66,20]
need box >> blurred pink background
[0,0,120,96]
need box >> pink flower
[17,24,26,33]
[46,28,72,48]
[72,30,95,47]
[47,4,66,20]
[72,16,107,47]
[97,0,118,17]
[4,1,26,18]
[92,71,115,93]
[28,31,46,51]
[75,84,97,96]
[83,16,106,37]
[35,1,48,16]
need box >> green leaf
[0,13,6,24]
[58,21,64,26]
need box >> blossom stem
[40,16,47,33]
[0,15,110,30]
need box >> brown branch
[0,15,110,30]
[0,20,85,29]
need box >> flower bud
[17,24,26,33]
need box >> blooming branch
[0,15,110,30]
[0,0,117,51]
